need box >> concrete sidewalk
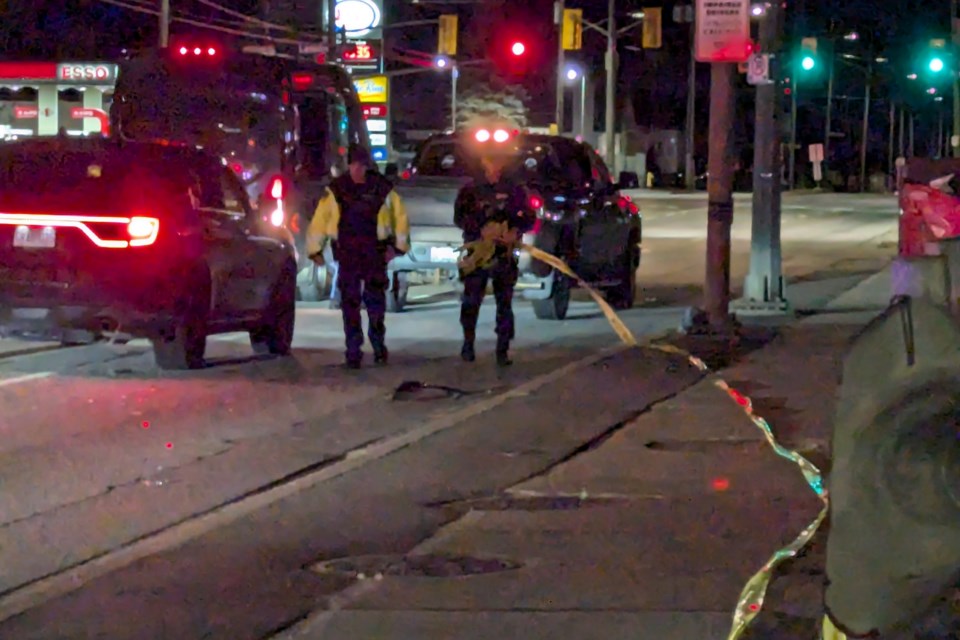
[273,271,893,640]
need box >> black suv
[0,138,297,370]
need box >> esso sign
[335,0,382,38]
[57,64,115,84]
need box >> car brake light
[0,213,159,249]
[291,73,313,90]
[529,195,543,210]
[401,170,411,180]
[269,177,284,200]
[270,208,285,227]
[493,129,509,143]
[475,129,491,142]
[127,217,160,246]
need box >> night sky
[0,0,951,164]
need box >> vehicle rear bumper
[0,275,180,336]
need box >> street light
[564,64,587,139]
[750,3,766,17]
[435,56,450,68]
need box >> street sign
[438,14,458,55]
[746,53,771,85]
[642,8,663,49]
[808,143,824,163]
[694,0,752,63]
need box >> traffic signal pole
[736,0,787,313]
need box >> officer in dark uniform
[306,145,410,368]
[454,154,536,366]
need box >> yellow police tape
[460,237,831,640]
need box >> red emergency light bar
[290,72,313,91]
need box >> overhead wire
[94,0,321,45]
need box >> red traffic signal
[177,45,218,57]
[511,41,526,56]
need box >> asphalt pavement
[0,191,898,639]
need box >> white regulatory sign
[695,0,752,63]
[746,53,771,85]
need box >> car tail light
[618,195,639,215]
[269,176,284,200]
[0,213,159,248]
[291,73,313,90]
[475,129,491,142]
[127,217,160,246]
[493,129,510,143]
[401,169,411,180]
[270,208,285,227]
[529,195,544,210]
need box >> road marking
[0,372,53,388]
[0,342,631,624]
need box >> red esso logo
[59,66,110,81]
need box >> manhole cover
[311,554,522,578]
[429,494,628,511]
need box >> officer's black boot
[496,337,512,367]
[461,340,476,362]
[373,345,389,365]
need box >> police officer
[306,145,410,369]
[455,154,536,366]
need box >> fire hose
[458,229,829,640]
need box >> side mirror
[618,171,640,190]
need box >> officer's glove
[480,220,505,242]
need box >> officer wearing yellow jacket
[306,145,410,368]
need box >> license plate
[429,246,459,263]
[13,225,56,249]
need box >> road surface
[0,191,895,639]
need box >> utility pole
[909,112,915,157]
[899,107,905,157]
[159,0,170,47]
[703,62,737,330]
[555,0,566,132]
[685,16,697,189]
[860,64,871,192]
[604,0,617,171]
[737,0,786,312]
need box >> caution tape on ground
[458,238,830,640]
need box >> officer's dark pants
[460,258,518,350]
[339,257,388,362]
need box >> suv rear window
[413,138,591,188]
[0,143,193,215]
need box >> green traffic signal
[801,55,815,70]
[930,56,945,72]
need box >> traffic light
[642,7,662,49]
[928,38,947,73]
[438,14,458,56]
[824,295,960,636]
[800,37,817,71]
[511,41,526,56]
[561,8,582,51]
